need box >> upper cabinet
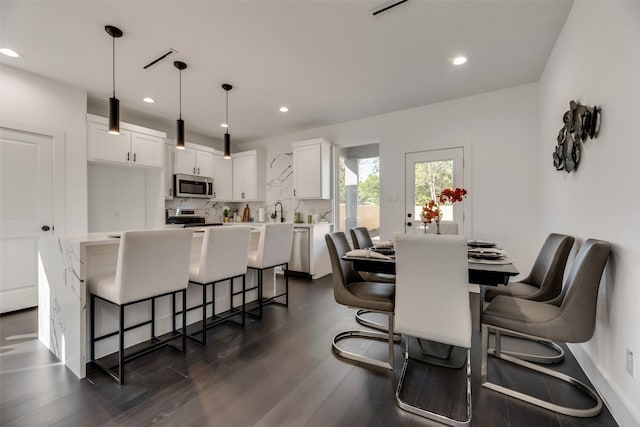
[292,138,331,199]
[174,146,214,177]
[211,152,233,201]
[87,114,165,168]
[164,142,175,200]
[232,150,265,201]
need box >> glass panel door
[405,148,464,235]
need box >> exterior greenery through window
[337,144,380,239]
[414,160,454,220]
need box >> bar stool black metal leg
[172,293,176,332]
[182,290,187,352]
[242,275,246,327]
[118,305,125,384]
[202,283,207,345]
[258,269,263,319]
[284,262,289,307]
[151,298,156,339]
[90,294,95,362]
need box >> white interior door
[0,128,53,313]
[405,147,465,235]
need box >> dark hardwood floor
[0,275,618,426]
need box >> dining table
[342,250,519,286]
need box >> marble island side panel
[38,231,262,379]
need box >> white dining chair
[89,229,193,384]
[246,223,294,318]
[187,226,251,344]
[394,233,472,426]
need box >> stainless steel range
[165,208,223,228]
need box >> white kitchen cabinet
[174,146,214,177]
[164,142,175,199]
[87,114,165,168]
[232,150,265,201]
[292,138,331,199]
[211,152,233,201]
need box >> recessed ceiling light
[451,56,468,66]
[0,48,20,58]
[279,106,289,113]
[143,97,155,103]
[220,123,228,128]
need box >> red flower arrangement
[421,187,467,233]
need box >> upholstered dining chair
[187,226,251,344]
[481,239,610,417]
[394,234,472,426]
[349,227,396,333]
[247,223,294,319]
[481,233,574,364]
[325,232,396,370]
[89,229,193,384]
[350,227,374,249]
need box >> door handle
[41,225,51,232]
[406,222,412,227]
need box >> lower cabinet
[288,223,332,279]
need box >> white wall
[88,164,147,232]
[240,83,543,278]
[0,65,87,235]
[539,2,640,425]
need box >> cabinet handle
[127,152,130,162]
[193,167,196,174]
[213,191,216,198]
[242,192,245,199]
[169,188,172,196]
[133,153,137,162]
[197,167,200,175]
[294,189,296,196]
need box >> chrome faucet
[274,201,285,222]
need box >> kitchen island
[38,227,264,378]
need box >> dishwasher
[289,227,311,277]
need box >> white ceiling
[1,1,572,143]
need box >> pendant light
[105,25,123,135]
[174,61,187,150]
[222,83,233,159]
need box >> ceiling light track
[371,0,409,16]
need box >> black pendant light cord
[179,68,182,120]
[112,35,116,97]
[225,89,229,134]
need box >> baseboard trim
[0,287,37,314]
[568,343,640,427]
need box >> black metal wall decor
[553,100,601,173]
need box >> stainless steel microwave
[173,174,213,199]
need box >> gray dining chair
[350,227,374,249]
[394,234,472,425]
[325,232,396,370]
[481,233,574,363]
[349,227,396,333]
[481,238,610,417]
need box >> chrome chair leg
[481,325,603,417]
[355,309,401,341]
[332,311,395,370]
[396,337,471,426]
[488,328,565,364]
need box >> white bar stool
[89,229,193,384]
[246,223,293,319]
[186,226,251,344]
